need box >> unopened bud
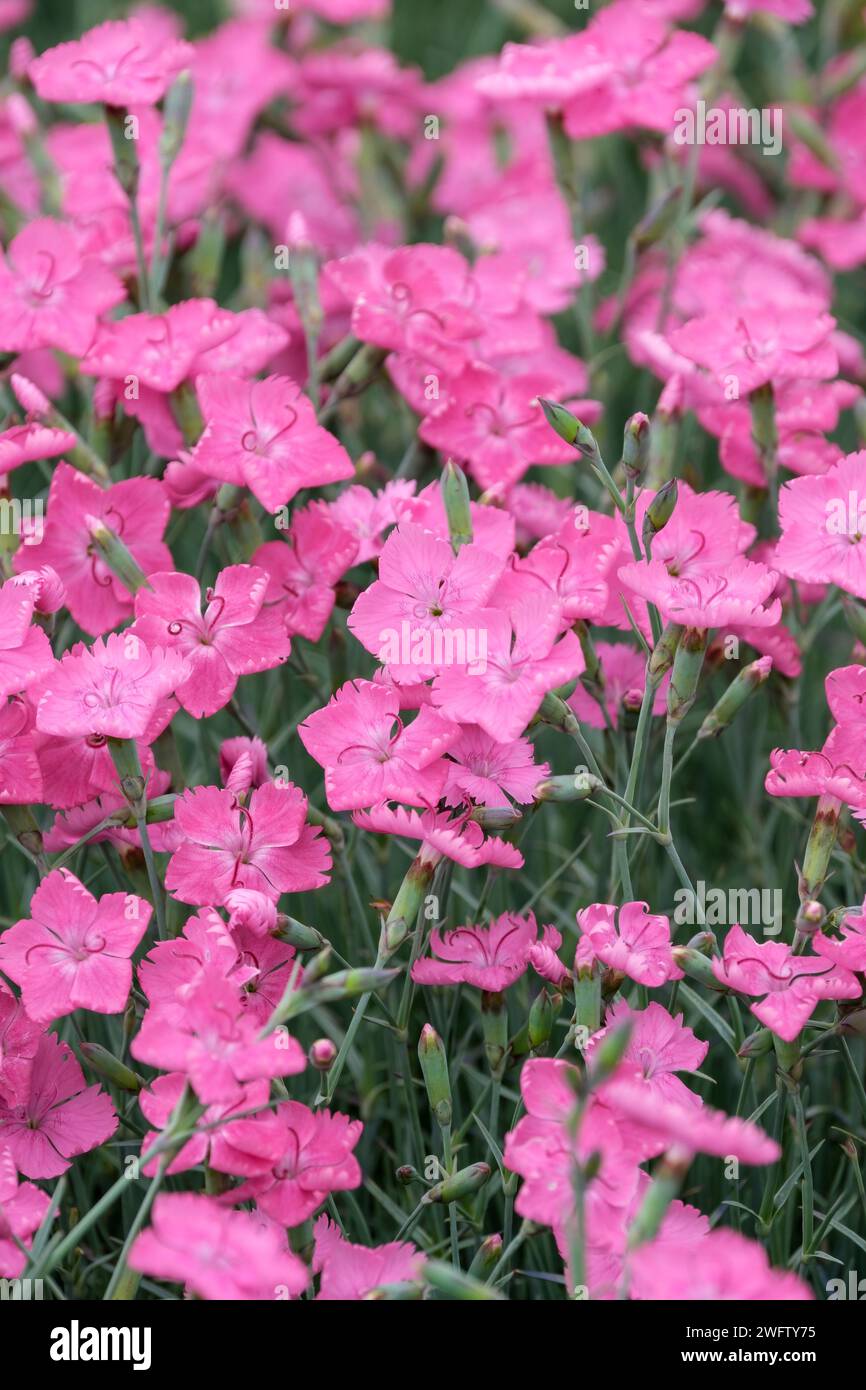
[79,1042,144,1092]
[441,459,473,552]
[309,1038,337,1071]
[666,626,708,725]
[642,479,678,548]
[423,1162,491,1205]
[697,656,773,739]
[418,1023,452,1128]
[622,412,650,481]
[738,1027,774,1059]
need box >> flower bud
[309,1038,337,1071]
[418,1024,452,1128]
[798,794,841,903]
[666,626,708,725]
[642,479,678,548]
[588,1019,632,1086]
[276,915,326,951]
[87,516,150,595]
[481,991,508,1080]
[697,656,773,739]
[648,621,682,684]
[224,888,278,938]
[671,945,727,991]
[423,1162,491,1205]
[528,986,560,1052]
[10,372,50,418]
[622,412,650,481]
[534,772,600,802]
[738,1028,774,1059]
[468,1233,503,1280]
[79,1043,144,1092]
[794,899,824,937]
[160,70,193,167]
[440,459,473,552]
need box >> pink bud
[10,373,50,419]
[224,888,278,938]
[309,1038,337,1071]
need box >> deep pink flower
[14,462,171,636]
[0,979,40,1109]
[210,1100,363,1226]
[130,565,290,718]
[604,1075,781,1164]
[328,480,416,564]
[189,373,353,512]
[325,244,480,371]
[619,556,782,630]
[81,300,240,394]
[165,782,331,906]
[139,1073,270,1178]
[348,521,505,681]
[586,1001,708,1109]
[0,1145,50,1278]
[352,802,523,869]
[630,1227,812,1301]
[0,421,75,477]
[412,911,560,992]
[775,451,866,599]
[252,502,359,642]
[765,725,866,810]
[129,1192,309,1300]
[419,364,576,491]
[568,642,667,731]
[131,970,306,1106]
[32,633,186,739]
[711,923,860,1042]
[0,577,54,699]
[432,593,584,742]
[29,18,193,107]
[442,726,548,808]
[0,868,150,1024]
[814,899,866,973]
[0,218,124,356]
[668,304,837,394]
[0,1032,116,1179]
[0,697,42,804]
[298,678,458,811]
[313,1215,424,1300]
[576,901,680,988]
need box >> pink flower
[210,1100,363,1225]
[775,451,866,599]
[0,697,42,805]
[131,970,306,1105]
[139,1073,270,1177]
[81,300,240,393]
[325,244,480,371]
[165,782,331,906]
[32,633,186,739]
[0,868,150,1024]
[313,1215,424,1300]
[765,726,866,810]
[348,519,506,676]
[0,218,125,356]
[576,901,680,988]
[0,421,75,477]
[220,735,269,793]
[619,557,782,630]
[0,1032,116,1179]
[568,642,667,730]
[586,1001,708,1109]
[328,480,416,564]
[604,1075,781,1164]
[630,1228,812,1301]
[298,678,458,811]
[724,0,812,22]
[412,912,560,992]
[0,979,40,1109]
[130,565,290,718]
[189,374,353,512]
[252,502,359,642]
[0,1145,50,1278]
[129,1193,309,1300]
[442,726,547,808]
[814,900,866,973]
[14,463,171,636]
[352,802,523,869]
[419,364,575,491]
[0,578,54,699]
[432,593,584,742]
[668,304,837,394]
[561,2,717,141]
[29,18,193,107]
[224,889,278,940]
[711,924,860,1042]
